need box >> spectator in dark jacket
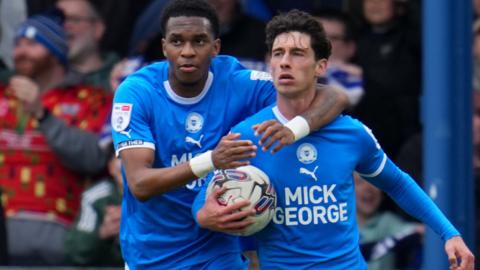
[351,0,422,158]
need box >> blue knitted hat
[15,10,68,66]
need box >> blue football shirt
[111,55,275,269]
[228,104,459,269]
[231,106,379,269]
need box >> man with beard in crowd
[0,10,112,265]
[57,0,119,91]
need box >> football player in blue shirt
[111,0,348,269]
[195,9,475,270]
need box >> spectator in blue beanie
[1,8,112,266]
[15,9,68,67]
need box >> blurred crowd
[0,0,477,269]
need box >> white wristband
[189,150,215,178]
[284,116,310,142]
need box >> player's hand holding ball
[198,166,277,236]
[197,186,256,235]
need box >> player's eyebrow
[192,33,210,39]
[168,32,210,39]
[272,47,284,53]
[168,33,183,39]
[291,47,307,54]
[272,47,307,54]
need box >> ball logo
[206,165,277,236]
[212,169,249,184]
[185,112,203,133]
[255,184,276,215]
[297,143,317,164]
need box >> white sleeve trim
[358,153,387,178]
[115,142,155,157]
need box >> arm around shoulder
[302,84,349,132]
[253,85,349,152]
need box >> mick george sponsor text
[273,184,348,226]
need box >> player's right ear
[314,58,328,78]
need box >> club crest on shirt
[112,103,132,132]
[297,143,317,164]
[185,112,203,133]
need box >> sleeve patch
[112,103,133,131]
[115,141,155,157]
[250,70,272,81]
[117,140,146,150]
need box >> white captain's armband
[284,116,310,142]
[189,150,215,178]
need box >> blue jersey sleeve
[355,124,387,177]
[191,179,208,223]
[111,79,156,155]
[355,123,459,241]
[232,70,276,116]
[364,159,459,241]
[191,171,216,223]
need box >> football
[206,165,277,236]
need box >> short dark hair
[265,9,331,60]
[160,0,220,39]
